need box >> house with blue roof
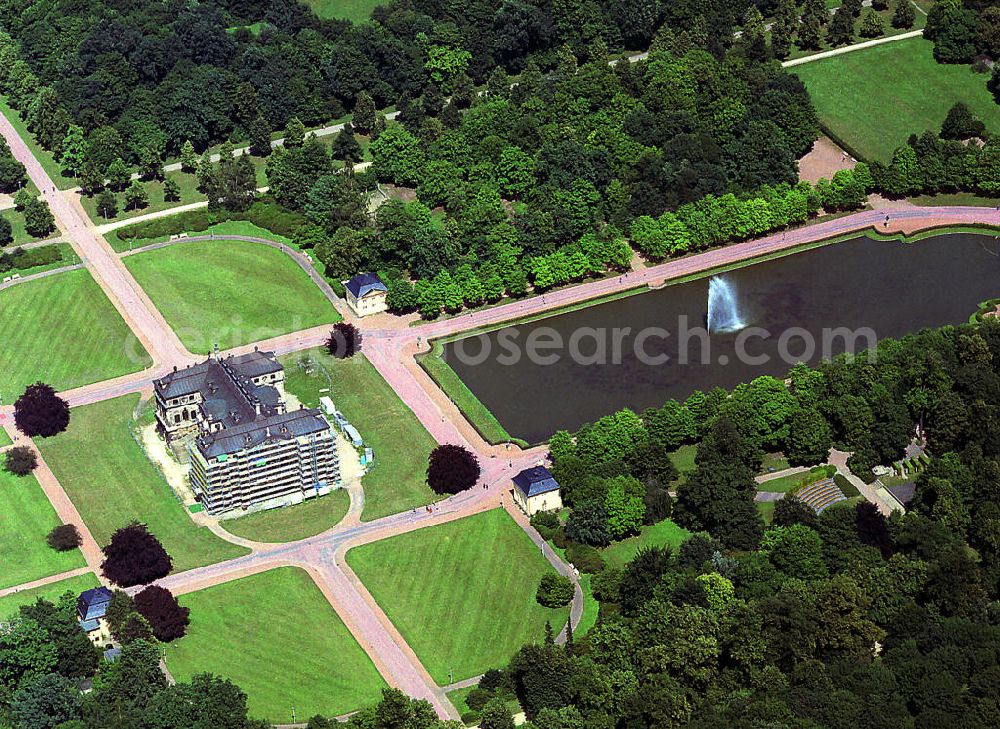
[77,586,113,644]
[512,466,562,516]
[343,273,388,317]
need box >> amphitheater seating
[795,477,847,514]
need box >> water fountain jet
[707,276,747,333]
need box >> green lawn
[166,567,386,722]
[0,268,152,395]
[576,573,599,636]
[794,36,1000,161]
[758,501,776,526]
[599,519,692,569]
[0,572,99,619]
[281,349,439,520]
[760,452,791,474]
[0,428,12,447]
[304,0,384,22]
[124,239,339,353]
[220,488,350,543]
[36,395,249,573]
[0,470,87,590]
[347,509,570,684]
[757,471,816,494]
[668,444,698,486]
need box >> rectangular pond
[443,232,1000,443]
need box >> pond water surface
[444,233,1000,443]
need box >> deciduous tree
[14,383,70,437]
[100,522,172,587]
[426,444,480,494]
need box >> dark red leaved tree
[47,524,82,551]
[14,382,70,437]
[4,446,38,475]
[101,522,172,587]
[325,322,362,358]
[134,584,190,641]
[427,444,480,494]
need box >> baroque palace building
[153,349,339,516]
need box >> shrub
[46,524,82,551]
[14,382,70,437]
[565,543,605,574]
[133,585,190,641]
[426,444,480,494]
[478,668,506,692]
[530,511,560,531]
[536,572,574,608]
[100,522,173,587]
[550,527,570,550]
[464,687,494,712]
[4,446,37,475]
[325,322,362,358]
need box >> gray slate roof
[345,273,387,298]
[77,587,112,622]
[155,351,283,429]
[196,408,330,458]
[513,466,559,497]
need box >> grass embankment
[794,36,999,161]
[124,238,339,353]
[0,573,99,618]
[281,349,439,520]
[417,341,516,446]
[347,509,570,683]
[36,395,249,573]
[0,470,87,590]
[220,488,350,543]
[167,567,386,721]
[0,268,151,394]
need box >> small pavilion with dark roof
[343,273,388,317]
[512,465,562,516]
[77,586,113,643]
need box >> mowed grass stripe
[36,394,249,573]
[347,509,570,684]
[0,268,151,394]
[0,470,87,590]
[0,572,99,619]
[124,239,339,354]
[166,567,386,721]
[794,36,1000,161]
